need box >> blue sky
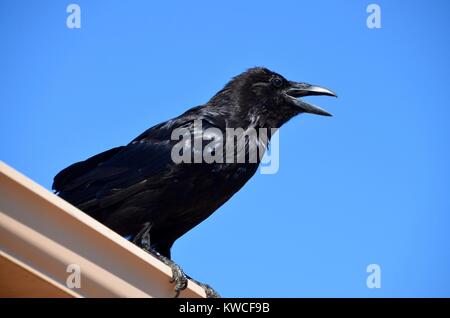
[1,0,449,297]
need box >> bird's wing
[53,107,221,217]
[52,146,125,193]
[76,140,174,212]
[53,138,175,214]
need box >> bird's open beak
[285,82,337,116]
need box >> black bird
[53,67,336,297]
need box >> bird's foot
[199,283,221,298]
[168,262,188,298]
[141,248,188,297]
[132,223,215,297]
[138,242,219,297]
[139,246,188,297]
[132,223,188,297]
[187,276,221,298]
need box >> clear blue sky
[1,0,449,297]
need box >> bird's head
[213,67,337,128]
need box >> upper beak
[286,82,337,116]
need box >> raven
[53,67,336,297]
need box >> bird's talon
[169,263,188,297]
[201,283,221,298]
[188,277,221,298]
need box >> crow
[53,67,336,297]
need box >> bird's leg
[132,223,220,298]
[147,247,188,298]
[132,223,188,298]
[186,275,221,298]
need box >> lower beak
[286,82,337,117]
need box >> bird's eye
[271,77,283,88]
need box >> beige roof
[0,161,205,298]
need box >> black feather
[53,67,332,258]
